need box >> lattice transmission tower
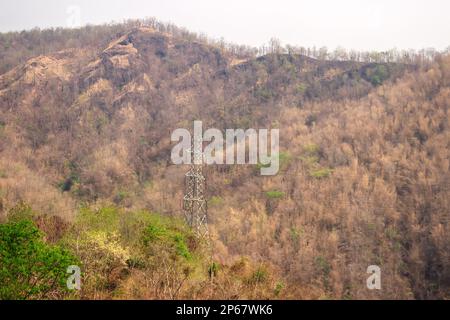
[183,134,210,241]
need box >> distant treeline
[1,17,449,74]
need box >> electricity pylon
[183,134,210,241]
[182,128,216,287]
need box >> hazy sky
[1,0,449,51]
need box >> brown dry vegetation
[0,19,449,299]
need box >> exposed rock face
[0,55,71,92]
[81,30,143,89]
[0,27,412,158]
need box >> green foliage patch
[142,214,193,260]
[265,190,285,199]
[309,168,333,179]
[364,64,390,86]
[0,219,77,300]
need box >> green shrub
[173,233,191,259]
[265,190,285,199]
[309,168,333,179]
[0,220,77,299]
[315,256,331,290]
[209,196,223,207]
[254,152,289,174]
[76,206,121,233]
[143,222,167,243]
[74,206,159,247]
[256,162,270,170]
[296,83,307,94]
[114,191,129,203]
[57,162,80,192]
[126,256,147,269]
[300,144,321,167]
[208,261,219,278]
[274,282,284,297]
[142,215,193,261]
[385,226,400,242]
[279,152,292,170]
[315,256,331,276]
[254,87,273,102]
[290,227,302,242]
[249,266,268,284]
[302,143,320,156]
[300,155,320,167]
[364,65,389,86]
[299,144,333,179]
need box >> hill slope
[0,23,449,299]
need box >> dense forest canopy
[0,18,449,299]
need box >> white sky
[0,0,449,51]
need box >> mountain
[0,22,449,300]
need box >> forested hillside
[0,19,449,299]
